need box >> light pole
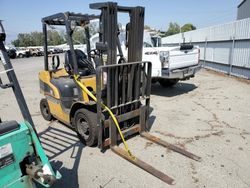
[180,25,185,44]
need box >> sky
[0,0,241,44]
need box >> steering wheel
[118,56,126,64]
[87,49,100,59]
[51,55,60,70]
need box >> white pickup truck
[142,33,201,87]
[90,31,201,87]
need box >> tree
[47,30,65,46]
[163,22,196,37]
[11,33,32,47]
[11,30,65,47]
[30,32,43,46]
[144,25,151,30]
[72,28,86,44]
[181,23,196,33]
[165,22,180,36]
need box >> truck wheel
[40,99,53,121]
[18,54,23,58]
[159,79,179,87]
[74,109,97,146]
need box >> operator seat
[50,49,95,109]
[0,121,20,136]
[64,49,95,76]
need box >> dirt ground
[1,56,250,188]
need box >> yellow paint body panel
[47,99,70,123]
[79,76,96,103]
[39,68,97,124]
[52,68,68,78]
[39,71,60,99]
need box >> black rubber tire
[159,79,179,87]
[74,109,97,146]
[40,99,53,121]
[18,54,23,58]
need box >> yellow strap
[73,75,135,160]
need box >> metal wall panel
[162,18,250,44]
[205,61,250,79]
[198,43,205,59]
[207,42,231,64]
[233,40,250,68]
[235,19,250,39]
[209,22,235,41]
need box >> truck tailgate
[169,47,199,70]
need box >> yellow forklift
[39,2,201,185]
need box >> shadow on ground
[147,106,156,131]
[151,82,197,97]
[37,106,157,187]
[38,125,85,188]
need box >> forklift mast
[89,3,149,146]
[90,2,145,64]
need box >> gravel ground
[1,56,250,188]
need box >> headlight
[159,51,169,68]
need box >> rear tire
[74,109,97,146]
[18,54,23,58]
[159,79,179,87]
[40,99,53,121]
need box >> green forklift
[0,21,61,188]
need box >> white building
[237,0,250,20]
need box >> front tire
[74,109,97,146]
[40,99,53,121]
[159,79,179,87]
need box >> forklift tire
[74,109,97,147]
[40,99,53,121]
[159,79,179,88]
